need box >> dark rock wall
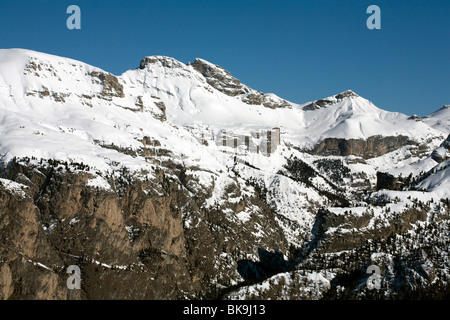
[310,135,416,159]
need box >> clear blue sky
[1,0,449,116]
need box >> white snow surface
[416,160,450,198]
[0,177,28,198]
[423,105,450,133]
[86,175,112,191]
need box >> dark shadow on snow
[237,248,291,281]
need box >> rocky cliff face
[0,161,195,299]
[376,172,406,191]
[191,58,291,109]
[0,159,298,299]
[309,135,417,159]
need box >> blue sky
[0,0,449,116]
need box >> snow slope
[423,105,450,133]
[416,160,450,198]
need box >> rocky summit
[0,49,449,300]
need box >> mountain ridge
[0,48,447,170]
[1,48,447,116]
[0,48,449,300]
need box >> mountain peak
[303,90,361,111]
[335,90,359,99]
[139,55,186,69]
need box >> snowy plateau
[0,48,449,299]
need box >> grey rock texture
[191,58,291,109]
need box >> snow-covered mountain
[0,49,446,169]
[0,49,449,300]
